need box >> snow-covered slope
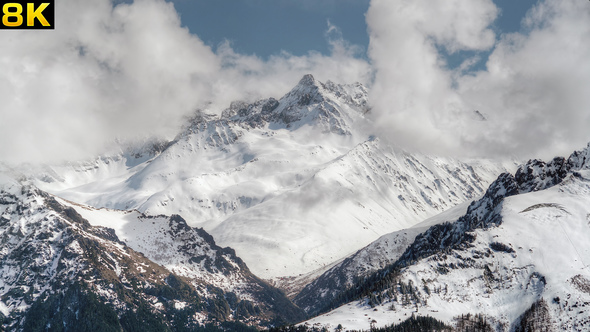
[294,200,472,315]
[25,138,170,193]
[0,177,303,330]
[30,75,510,280]
[303,143,590,331]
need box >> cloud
[0,0,219,164]
[2,0,588,165]
[0,0,371,165]
[457,0,590,159]
[366,0,498,156]
[366,0,590,159]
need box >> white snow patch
[0,301,9,316]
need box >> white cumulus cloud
[366,0,590,159]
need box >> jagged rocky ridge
[179,74,368,147]
[191,74,368,135]
[0,178,303,331]
[299,143,590,330]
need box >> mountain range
[25,75,509,282]
[3,75,586,331]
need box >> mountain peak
[567,141,590,170]
[298,74,316,86]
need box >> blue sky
[170,0,537,70]
[169,0,371,58]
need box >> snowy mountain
[29,75,510,282]
[302,143,590,331]
[0,175,303,330]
